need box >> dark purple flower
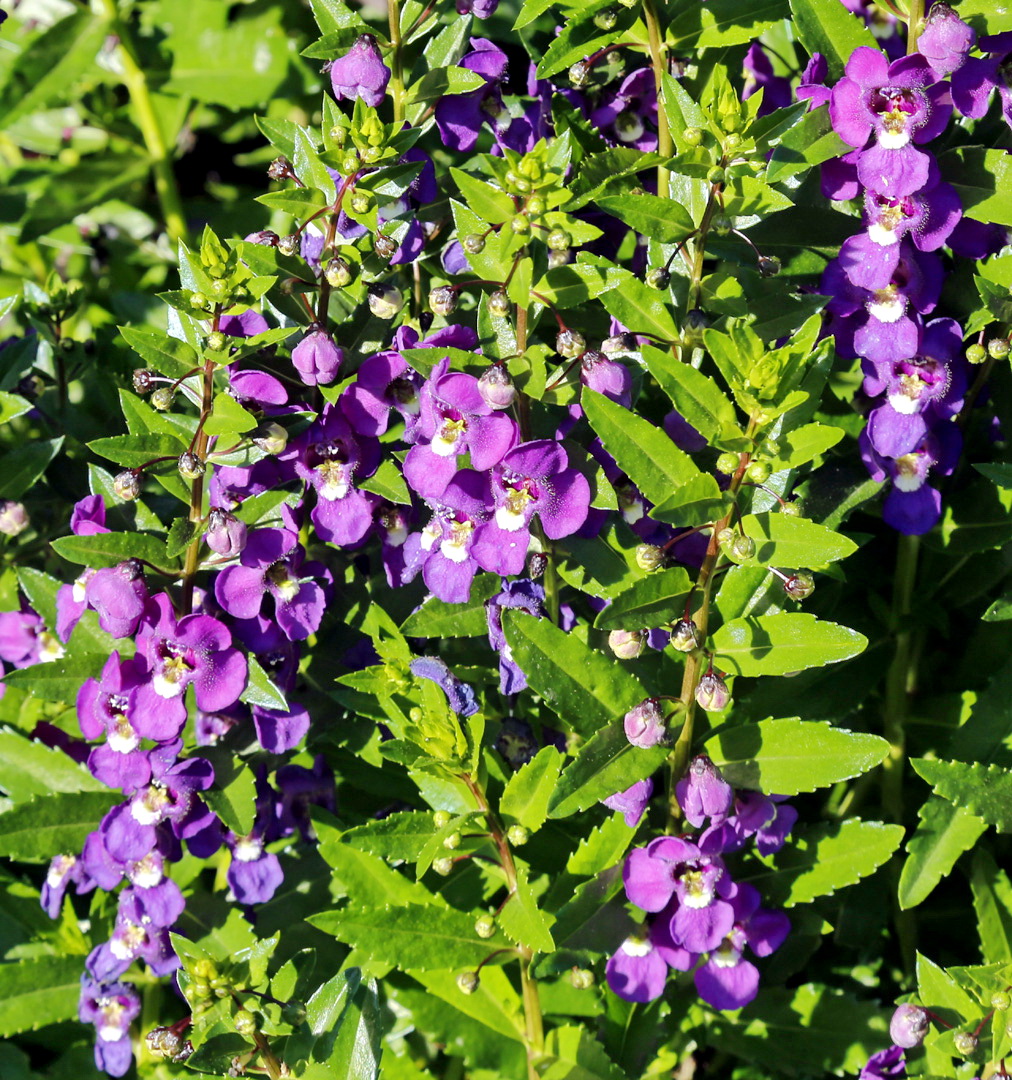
[329,34,390,108]
[485,578,546,694]
[590,67,658,150]
[215,528,331,641]
[860,1045,906,1080]
[410,655,479,717]
[291,326,343,386]
[605,929,670,1003]
[71,495,108,536]
[220,310,269,338]
[227,825,284,905]
[136,594,247,711]
[252,702,310,754]
[205,507,248,558]
[233,615,299,694]
[952,35,1012,125]
[797,53,831,110]
[603,778,654,827]
[676,756,734,828]
[456,0,499,15]
[434,39,510,151]
[743,43,793,114]
[41,854,93,918]
[79,977,141,1077]
[341,350,423,437]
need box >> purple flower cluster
[815,11,1005,534]
[606,756,793,1010]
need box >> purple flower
[860,1045,906,1080]
[70,494,108,535]
[434,39,510,151]
[291,326,343,386]
[252,702,310,754]
[329,34,390,108]
[0,607,63,667]
[215,528,331,641]
[205,507,248,557]
[341,350,423,437]
[84,560,148,639]
[227,823,284,905]
[918,3,975,77]
[829,47,952,196]
[233,614,299,694]
[41,854,93,918]
[676,756,734,828]
[221,310,269,338]
[456,0,499,15]
[589,67,659,150]
[485,578,546,694]
[797,53,831,110]
[79,977,141,1077]
[136,595,247,712]
[87,887,180,981]
[603,778,654,827]
[581,352,632,408]
[743,43,793,115]
[605,928,670,1003]
[952,33,1012,125]
[624,699,667,749]
[890,1003,929,1048]
[469,440,591,576]
[410,655,479,717]
[693,883,789,1011]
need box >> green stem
[387,0,406,125]
[906,0,926,53]
[98,0,188,244]
[642,0,671,198]
[688,182,722,311]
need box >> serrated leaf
[240,654,288,711]
[400,574,500,638]
[583,390,700,508]
[88,432,186,468]
[711,613,867,677]
[746,820,904,907]
[592,567,693,631]
[0,955,85,1037]
[766,422,845,471]
[119,325,198,378]
[898,797,986,911]
[4,653,108,704]
[535,0,639,79]
[199,747,257,836]
[449,168,514,225]
[737,513,859,568]
[499,865,555,953]
[641,344,738,437]
[971,849,1012,963]
[912,759,1012,833]
[0,791,119,861]
[703,718,888,795]
[0,730,106,801]
[500,747,564,832]
[51,531,176,570]
[0,438,63,499]
[541,1025,627,1080]
[649,473,733,528]
[766,104,851,184]
[330,811,438,862]
[595,195,695,245]
[501,611,648,735]
[165,517,197,559]
[308,904,512,970]
[548,723,669,819]
[598,270,679,342]
[566,814,636,877]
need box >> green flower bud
[707,165,726,185]
[194,959,217,980]
[570,61,590,87]
[488,289,511,318]
[988,336,1010,359]
[474,915,496,939]
[783,571,815,600]
[594,7,618,29]
[670,618,702,653]
[635,543,665,571]
[682,127,703,147]
[646,267,671,290]
[965,342,987,364]
[253,422,288,455]
[190,292,209,310]
[556,328,586,358]
[511,214,531,234]
[113,470,141,502]
[210,279,229,298]
[747,460,771,484]
[367,282,404,320]
[234,1009,256,1037]
[374,234,398,259]
[207,331,226,351]
[716,452,739,475]
[324,257,353,287]
[953,1032,977,1056]
[442,831,462,850]
[340,153,360,176]
[457,971,480,994]
[178,452,205,480]
[732,534,756,561]
[329,125,347,146]
[506,824,529,846]
[432,856,454,876]
[463,233,486,254]
[780,500,801,517]
[277,234,300,257]
[429,286,458,316]
[993,991,1011,1011]
[547,228,571,251]
[724,132,742,151]
[350,192,371,214]
[570,968,595,989]
[151,387,175,412]
[433,810,452,829]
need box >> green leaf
[971,849,1012,963]
[541,1025,627,1080]
[746,820,905,907]
[565,814,636,877]
[567,149,664,211]
[682,0,791,48]
[788,0,877,80]
[912,759,1012,833]
[449,168,515,225]
[703,718,888,795]
[165,517,197,559]
[535,0,639,79]
[592,567,693,631]
[0,391,31,424]
[324,972,385,1079]
[330,811,438,862]
[88,432,186,467]
[548,723,670,819]
[737,512,859,568]
[499,865,555,953]
[4,653,108,704]
[409,65,487,104]
[532,263,620,308]
[975,463,1012,489]
[766,423,845,471]
[597,269,679,342]
[766,105,851,184]
[360,458,411,505]
[502,611,648,735]
[15,567,60,630]
[119,325,198,379]
[308,904,512,970]
[240,655,288,712]
[51,531,176,570]
[595,195,695,245]
[0,956,85,1038]
[0,791,119,861]
[256,187,331,217]
[898,797,986,911]
[0,730,106,801]
[583,389,700,508]
[0,438,63,499]
[500,747,565,832]
[640,344,738,438]
[649,473,733,528]
[204,393,257,438]
[945,148,1012,228]
[711,614,867,677]
[400,574,500,638]
[200,748,257,836]
[984,592,1012,623]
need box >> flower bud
[429,286,458,317]
[594,7,617,29]
[781,500,801,517]
[281,999,307,1026]
[190,292,209,310]
[132,369,157,394]
[747,460,771,483]
[953,1031,977,1056]
[724,131,742,151]
[367,282,404,320]
[113,471,141,502]
[683,308,709,344]
[207,331,226,351]
[623,698,667,748]
[277,233,300,257]
[635,543,665,571]
[267,156,292,181]
[547,228,571,251]
[682,127,703,146]
[350,192,371,214]
[463,233,486,254]
[478,364,516,410]
[443,831,461,850]
[571,968,595,989]
[324,257,353,287]
[457,971,480,994]
[707,166,726,186]
[602,332,637,355]
[247,230,279,246]
[292,327,343,386]
[0,500,29,536]
[178,452,205,480]
[151,387,175,411]
[994,991,1011,1011]
[732,534,755,561]
[474,915,496,939]
[252,422,288,455]
[556,328,586,358]
[988,336,1010,359]
[510,214,531,234]
[965,342,987,364]
[433,810,452,829]
[890,1004,929,1049]
[695,672,730,712]
[549,248,569,269]
[783,571,815,600]
[488,289,511,318]
[374,234,398,259]
[646,267,670,290]
[670,618,702,653]
[569,61,590,87]
[234,1009,256,1037]
[758,255,781,278]
[528,551,548,579]
[432,856,454,876]
[609,629,646,660]
[506,824,529,846]
[716,452,739,475]
[206,507,248,558]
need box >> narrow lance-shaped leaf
[898,797,986,911]
[592,567,693,631]
[711,613,867,677]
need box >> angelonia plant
[2,0,1012,1078]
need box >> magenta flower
[84,560,148,639]
[675,756,734,829]
[603,778,654,827]
[918,3,975,77]
[829,47,952,196]
[291,326,343,386]
[329,34,390,108]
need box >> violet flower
[675,756,734,829]
[79,977,141,1077]
[329,34,390,108]
[918,3,976,77]
[603,778,654,827]
[434,39,510,151]
[485,577,546,694]
[70,494,108,535]
[84,560,148,639]
[291,326,343,386]
[410,655,479,717]
[41,853,93,918]
[589,67,659,150]
[952,32,1012,126]
[743,43,793,115]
